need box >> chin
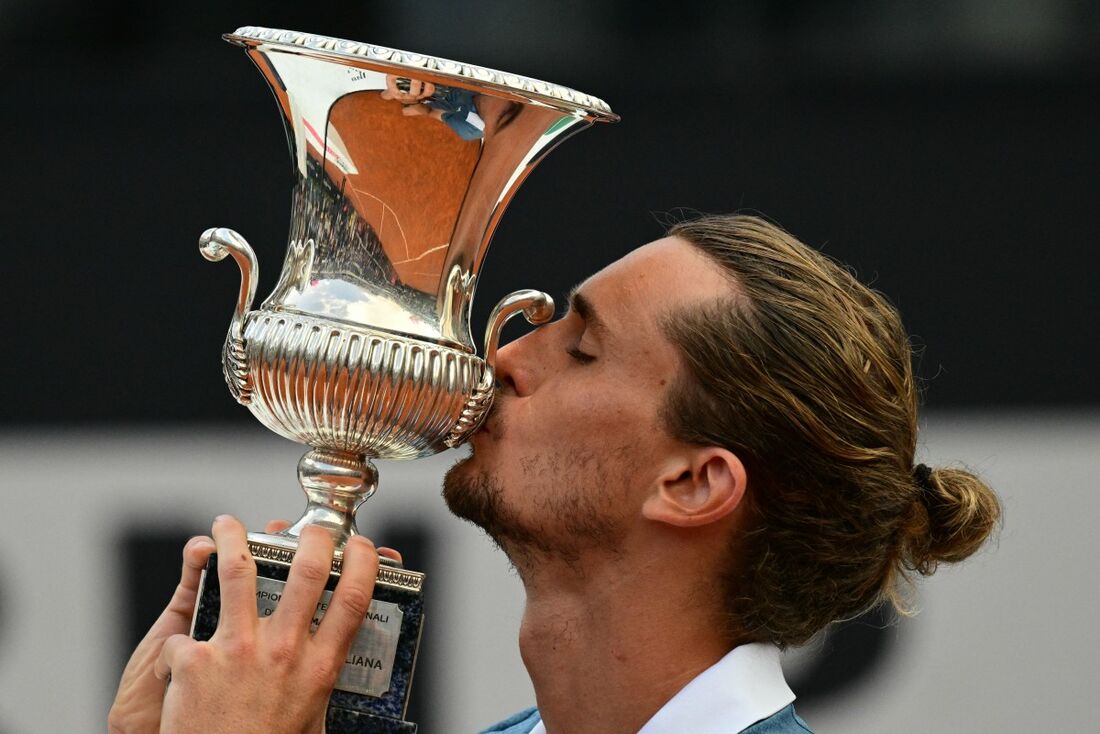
[443,458,506,531]
[442,463,554,568]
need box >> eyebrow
[567,285,610,340]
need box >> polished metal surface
[225,26,617,120]
[443,289,555,448]
[240,307,485,459]
[200,227,256,404]
[277,449,378,547]
[244,534,426,592]
[202,26,616,542]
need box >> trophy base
[191,534,424,733]
[327,703,418,733]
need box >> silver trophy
[191,26,616,733]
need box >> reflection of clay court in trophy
[192,26,616,733]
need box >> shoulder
[477,707,542,734]
[740,704,813,734]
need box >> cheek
[532,387,625,438]
[520,395,662,470]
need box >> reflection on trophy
[190,26,617,733]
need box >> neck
[512,533,733,734]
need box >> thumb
[159,535,216,632]
[109,537,215,733]
[154,634,196,682]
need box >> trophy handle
[199,227,259,404]
[444,289,554,448]
[482,289,555,367]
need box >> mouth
[476,396,504,439]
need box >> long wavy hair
[663,214,1001,648]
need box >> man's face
[444,236,734,562]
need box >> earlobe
[643,449,746,528]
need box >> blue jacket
[478,703,812,733]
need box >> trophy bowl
[190,26,616,734]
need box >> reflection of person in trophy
[381,74,487,140]
[111,214,1001,734]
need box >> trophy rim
[224,25,619,122]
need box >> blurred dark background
[2,0,1097,424]
[2,3,1096,732]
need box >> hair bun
[903,466,1002,574]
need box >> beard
[442,447,631,570]
[442,396,634,568]
[442,458,549,559]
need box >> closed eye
[567,346,596,364]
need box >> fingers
[264,519,292,534]
[407,79,433,100]
[272,525,334,633]
[382,77,434,105]
[211,515,257,638]
[377,546,403,565]
[165,535,216,623]
[154,633,196,681]
[183,535,217,574]
[407,80,434,100]
[314,536,379,651]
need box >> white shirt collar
[529,642,794,734]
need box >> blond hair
[664,214,1001,648]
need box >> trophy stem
[277,448,378,548]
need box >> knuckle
[220,636,255,661]
[166,584,197,615]
[173,642,210,674]
[107,707,153,734]
[336,584,373,617]
[308,658,341,691]
[106,707,127,732]
[170,580,191,600]
[220,554,256,581]
[294,558,331,584]
[267,638,299,668]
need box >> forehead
[578,236,733,333]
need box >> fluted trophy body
[192,26,616,734]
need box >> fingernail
[214,514,232,524]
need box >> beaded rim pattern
[226,26,617,121]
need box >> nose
[493,327,548,398]
[481,289,556,396]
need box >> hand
[151,515,381,734]
[109,518,296,734]
[381,74,436,106]
[108,532,215,733]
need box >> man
[109,214,1000,734]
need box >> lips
[478,398,504,438]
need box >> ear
[642,448,747,528]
